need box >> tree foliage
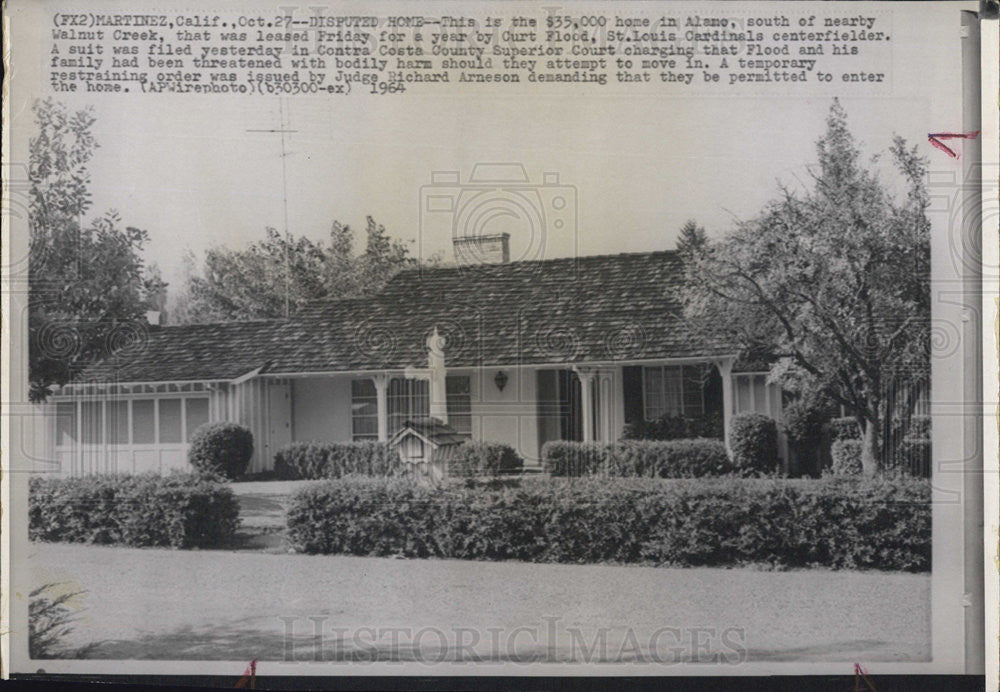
[173,216,418,322]
[676,219,708,259]
[29,98,161,401]
[683,100,931,473]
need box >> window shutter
[622,366,643,424]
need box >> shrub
[273,441,327,479]
[606,439,733,478]
[622,414,724,441]
[188,422,253,480]
[542,441,605,476]
[782,399,828,450]
[286,475,930,571]
[542,439,734,478]
[782,399,830,476]
[890,415,931,477]
[29,474,240,549]
[907,414,931,441]
[29,583,93,659]
[895,438,931,477]
[273,441,398,480]
[448,441,523,477]
[729,413,779,473]
[828,417,861,442]
[830,439,864,476]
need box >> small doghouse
[389,417,466,480]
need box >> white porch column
[598,370,614,442]
[716,358,735,452]
[613,365,626,441]
[426,326,448,423]
[372,373,389,442]
[574,367,596,443]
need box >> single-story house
[36,234,788,475]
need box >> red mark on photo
[928,131,980,159]
[854,662,877,691]
[234,659,257,688]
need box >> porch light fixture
[494,370,509,392]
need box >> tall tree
[29,99,161,401]
[179,227,329,322]
[683,100,931,474]
[676,219,708,259]
[174,216,418,322]
[358,216,412,289]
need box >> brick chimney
[453,233,510,265]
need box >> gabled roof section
[390,417,467,447]
[77,251,736,384]
[76,320,282,384]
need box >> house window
[105,400,129,445]
[56,395,211,448]
[158,399,183,443]
[132,399,156,444]
[185,398,210,441]
[81,401,103,444]
[642,365,707,420]
[446,375,472,436]
[733,374,770,416]
[351,377,433,441]
[56,402,77,446]
[388,378,429,436]
[753,377,767,413]
[351,379,378,441]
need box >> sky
[9,2,969,295]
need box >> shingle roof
[78,251,737,384]
[75,320,285,383]
[391,417,467,446]
[732,356,776,374]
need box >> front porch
[277,356,763,470]
[40,356,790,476]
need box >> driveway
[29,542,930,664]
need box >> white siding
[464,367,541,466]
[291,376,354,444]
[732,372,789,470]
[231,378,293,473]
[47,386,221,476]
[287,370,543,465]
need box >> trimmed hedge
[895,414,931,477]
[448,441,524,477]
[286,475,930,571]
[907,414,931,440]
[729,413,779,473]
[828,417,861,442]
[828,427,932,478]
[782,399,828,450]
[895,438,931,477]
[606,440,732,478]
[622,414,724,441]
[542,439,733,478]
[542,441,605,476]
[273,441,399,480]
[188,422,253,480]
[830,439,864,476]
[828,415,930,443]
[29,474,240,548]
